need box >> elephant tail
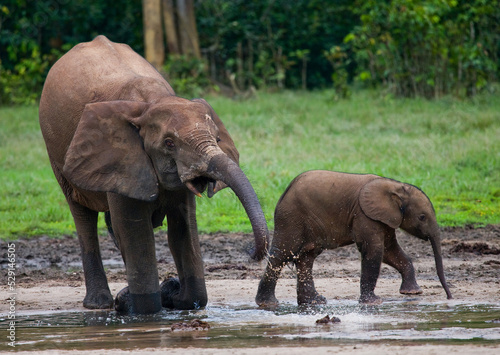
[105,211,120,250]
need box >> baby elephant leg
[383,238,422,295]
[358,240,384,304]
[256,251,287,307]
[296,248,326,305]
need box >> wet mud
[2,224,500,285]
[1,224,499,353]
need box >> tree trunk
[177,0,201,59]
[237,41,244,89]
[302,57,307,90]
[143,0,165,69]
[276,46,283,89]
[247,39,254,87]
[162,0,180,55]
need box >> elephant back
[39,35,173,167]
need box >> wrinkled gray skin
[39,36,269,314]
[256,171,452,307]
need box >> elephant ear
[63,101,159,201]
[192,98,240,194]
[359,178,408,229]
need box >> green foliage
[196,0,357,90]
[324,46,351,100]
[162,55,215,98]
[345,0,500,98]
[0,0,143,105]
[0,45,69,105]
[1,91,498,239]
[1,1,498,102]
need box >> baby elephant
[256,171,453,306]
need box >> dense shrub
[0,46,48,105]
[196,0,357,91]
[0,0,498,104]
[0,0,143,105]
[345,0,500,98]
[162,55,215,98]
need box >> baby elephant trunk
[430,235,453,299]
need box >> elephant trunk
[205,154,269,261]
[429,235,453,299]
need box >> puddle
[2,300,499,351]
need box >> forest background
[0,0,499,237]
[1,0,499,103]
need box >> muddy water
[2,300,500,351]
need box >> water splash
[1,300,499,351]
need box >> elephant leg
[107,193,161,314]
[383,235,422,295]
[357,238,384,304]
[162,189,207,310]
[295,248,326,305]
[67,199,113,309]
[255,249,287,307]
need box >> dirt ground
[2,224,500,354]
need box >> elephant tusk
[185,181,203,198]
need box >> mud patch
[449,242,500,255]
[315,315,341,324]
[2,225,500,288]
[206,263,248,272]
[171,319,210,331]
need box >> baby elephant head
[359,178,453,299]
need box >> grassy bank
[1,90,499,239]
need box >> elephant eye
[418,214,426,221]
[165,139,175,149]
[216,137,221,143]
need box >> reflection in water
[1,301,499,351]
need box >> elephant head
[62,96,268,260]
[359,178,453,299]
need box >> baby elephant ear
[359,178,407,229]
[63,101,159,201]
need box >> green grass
[1,89,499,239]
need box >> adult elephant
[39,36,269,314]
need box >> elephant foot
[359,292,382,305]
[114,286,132,313]
[160,277,208,310]
[399,283,423,295]
[83,289,114,309]
[255,293,279,308]
[255,280,280,308]
[298,293,327,306]
[114,286,162,314]
[160,278,181,309]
